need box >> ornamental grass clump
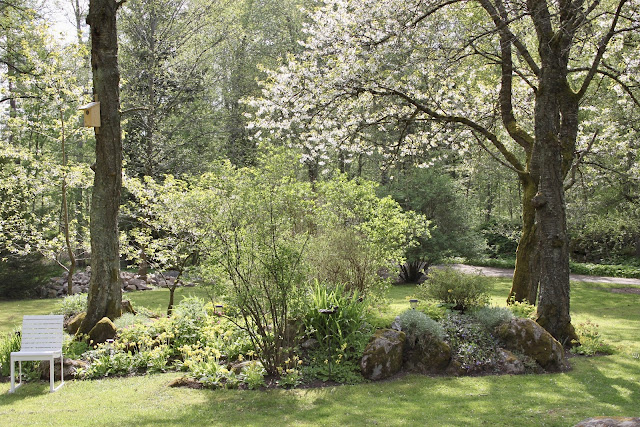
[417,267,490,312]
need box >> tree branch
[576,0,629,99]
[479,0,535,153]
[564,129,598,190]
[569,66,640,107]
[369,85,526,173]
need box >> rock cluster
[360,317,567,381]
[40,269,193,298]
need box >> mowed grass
[0,286,211,334]
[1,277,639,426]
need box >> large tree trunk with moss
[510,175,539,304]
[79,0,123,334]
[525,11,579,343]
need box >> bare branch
[564,129,598,190]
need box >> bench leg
[9,359,22,394]
[9,358,15,393]
[49,355,54,392]
[60,355,64,387]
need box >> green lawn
[0,286,211,334]
[1,278,639,426]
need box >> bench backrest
[21,315,64,351]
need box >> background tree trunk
[79,0,123,334]
[509,174,539,303]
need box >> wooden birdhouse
[78,102,101,127]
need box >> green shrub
[242,361,266,390]
[171,296,209,348]
[569,261,640,279]
[63,333,90,359]
[0,329,22,376]
[0,253,58,299]
[53,293,88,318]
[470,306,514,331]
[570,320,615,356]
[418,302,448,321]
[417,267,490,312]
[113,313,153,330]
[441,313,500,374]
[507,296,537,319]
[301,281,372,383]
[398,309,444,341]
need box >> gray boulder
[496,348,526,375]
[360,329,406,381]
[496,318,566,371]
[39,358,88,380]
[403,332,451,374]
[88,317,117,345]
[574,417,640,427]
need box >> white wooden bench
[9,315,64,393]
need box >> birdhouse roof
[78,101,99,110]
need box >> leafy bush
[53,293,88,318]
[477,220,521,258]
[63,333,90,359]
[171,297,209,348]
[242,361,266,390]
[307,227,389,297]
[0,329,22,376]
[417,267,490,312]
[507,296,537,319]
[569,262,640,279]
[398,309,444,341]
[313,175,428,295]
[470,306,514,331]
[383,167,483,283]
[301,282,372,383]
[441,314,499,374]
[570,320,615,356]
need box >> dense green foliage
[301,282,372,383]
[383,166,482,282]
[397,309,444,341]
[0,329,21,376]
[469,306,514,332]
[417,267,491,312]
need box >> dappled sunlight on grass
[1,275,639,425]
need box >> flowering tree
[250,0,640,343]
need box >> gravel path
[447,264,640,286]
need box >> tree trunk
[533,142,577,345]
[528,41,578,343]
[79,0,123,334]
[509,174,539,304]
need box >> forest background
[1,0,639,310]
